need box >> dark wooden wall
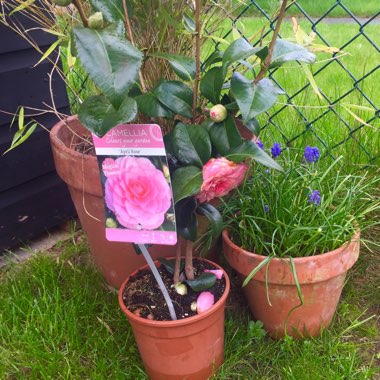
[0,15,76,251]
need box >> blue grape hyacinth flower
[309,190,321,206]
[271,142,282,158]
[256,138,264,149]
[304,146,320,163]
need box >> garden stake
[138,244,177,320]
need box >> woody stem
[254,0,288,84]
[173,239,182,284]
[192,0,201,121]
[72,0,88,27]
[185,240,194,280]
[122,0,147,92]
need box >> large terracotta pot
[50,116,176,288]
[223,230,360,338]
[118,258,230,380]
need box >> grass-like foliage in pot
[222,144,380,259]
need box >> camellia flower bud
[88,12,104,30]
[51,0,73,6]
[209,104,227,123]
[106,218,117,228]
[174,283,187,296]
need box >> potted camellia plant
[222,145,379,338]
[111,0,319,376]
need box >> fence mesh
[225,1,379,167]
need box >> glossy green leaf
[226,140,283,171]
[183,13,195,34]
[244,118,260,136]
[186,273,216,291]
[135,92,174,118]
[209,115,242,156]
[200,66,224,104]
[179,211,197,241]
[78,95,137,137]
[184,124,212,164]
[258,39,316,68]
[222,38,264,76]
[203,50,223,68]
[196,203,223,238]
[154,81,193,119]
[171,123,211,167]
[74,22,143,109]
[231,74,283,122]
[172,166,203,204]
[175,197,198,241]
[89,0,127,22]
[152,53,196,81]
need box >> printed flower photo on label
[100,155,175,232]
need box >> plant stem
[122,0,147,93]
[192,0,201,121]
[72,0,88,28]
[185,240,194,280]
[173,239,182,284]
[253,0,288,84]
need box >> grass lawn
[0,225,379,379]
[233,0,380,18]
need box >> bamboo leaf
[301,62,322,99]
[34,39,61,67]
[9,0,35,15]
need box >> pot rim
[50,115,97,163]
[222,229,360,264]
[118,257,230,327]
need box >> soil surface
[122,259,226,321]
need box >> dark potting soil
[122,259,226,321]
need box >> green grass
[233,0,380,18]
[212,18,380,168]
[0,228,379,379]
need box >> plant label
[92,124,177,245]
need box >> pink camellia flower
[197,157,248,203]
[204,269,224,280]
[197,292,215,314]
[104,156,172,230]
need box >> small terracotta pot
[223,230,360,338]
[119,258,230,380]
[50,116,176,288]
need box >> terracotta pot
[223,230,360,338]
[118,258,230,380]
[50,116,177,288]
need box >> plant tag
[92,124,177,245]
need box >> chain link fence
[225,1,379,167]
[65,1,379,167]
